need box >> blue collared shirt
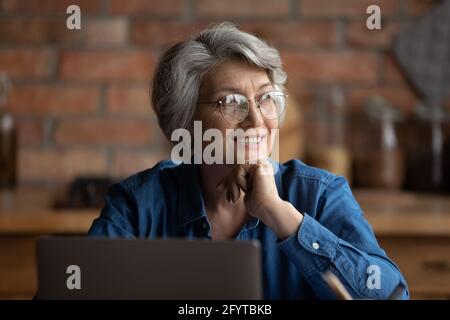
[88,159,409,300]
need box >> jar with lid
[405,103,449,192]
[353,96,405,189]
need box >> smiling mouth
[233,135,266,145]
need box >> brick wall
[0,0,444,187]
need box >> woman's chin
[225,150,269,165]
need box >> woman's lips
[234,135,265,145]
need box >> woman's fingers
[219,161,274,204]
[229,165,247,203]
[256,159,274,175]
[217,165,247,203]
[235,165,248,193]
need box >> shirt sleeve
[88,182,138,239]
[277,175,409,300]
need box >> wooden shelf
[1,187,450,236]
[0,187,97,234]
[1,187,450,299]
[354,189,450,237]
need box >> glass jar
[305,85,352,181]
[0,73,16,189]
[405,103,449,192]
[444,121,450,192]
[353,96,405,189]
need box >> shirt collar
[174,159,283,230]
[175,162,207,228]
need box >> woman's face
[195,59,280,164]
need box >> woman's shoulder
[116,159,183,193]
[277,158,339,187]
[275,159,358,216]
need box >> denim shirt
[88,159,409,300]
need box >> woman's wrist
[258,198,304,240]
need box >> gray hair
[151,22,288,140]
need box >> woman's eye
[236,105,247,111]
[223,95,237,105]
[260,94,272,104]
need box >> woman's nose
[242,100,264,127]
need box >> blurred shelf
[1,187,450,236]
[354,189,450,237]
[0,187,98,235]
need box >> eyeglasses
[198,91,288,123]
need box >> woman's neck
[198,164,235,210]
[198,164,249,240]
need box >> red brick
[16,118,44,146]
[346,21,404,48]
[131,21,332,48]
[0,18,82,45]
[84,18,128,47]
[131,21,207,46]
[347,86,419,113]
[7,84,100,116]
[0,49,53,79]
[1,0,101,13]
[55,119,153,146]
[112,149,170,177]
[109,0,184,15]
[106,85,151,115]
[19,148,108,182]
[299,0,399,17]
[239,21,337,48]
[281,51,379,84]
[405,0,439,17]
[383,54,408,84]
[195,0,290,18]
[58,50,155,82]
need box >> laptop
[36,237,262,300]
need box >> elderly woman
[89,23,408,300]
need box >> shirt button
[202,222,208,229]
[312,242,320,250]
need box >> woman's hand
[219,160,279,217]
[217,160,303,239]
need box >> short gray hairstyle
[151,22,288,140]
